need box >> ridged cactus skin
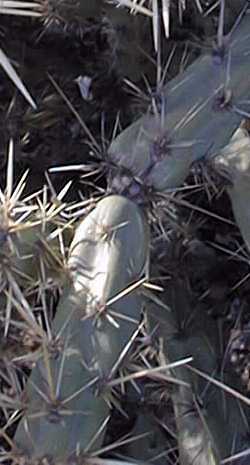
[13,195,149,461]
[108,8,250,192]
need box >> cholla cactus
[11,195,149,462]
[108,3,250,194]
[1,2,250,465]
[147,273,249,464]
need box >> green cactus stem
[108,5,250,193]
[213,124,250,251]
[146,275,249,464]
[13,195,149,462]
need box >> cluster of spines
[1,195,149,463]
[107,2,250,195]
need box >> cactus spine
[147,275,249,464]
[13,195,149,462]
[108,7,250,192]
[3,3,250,465]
